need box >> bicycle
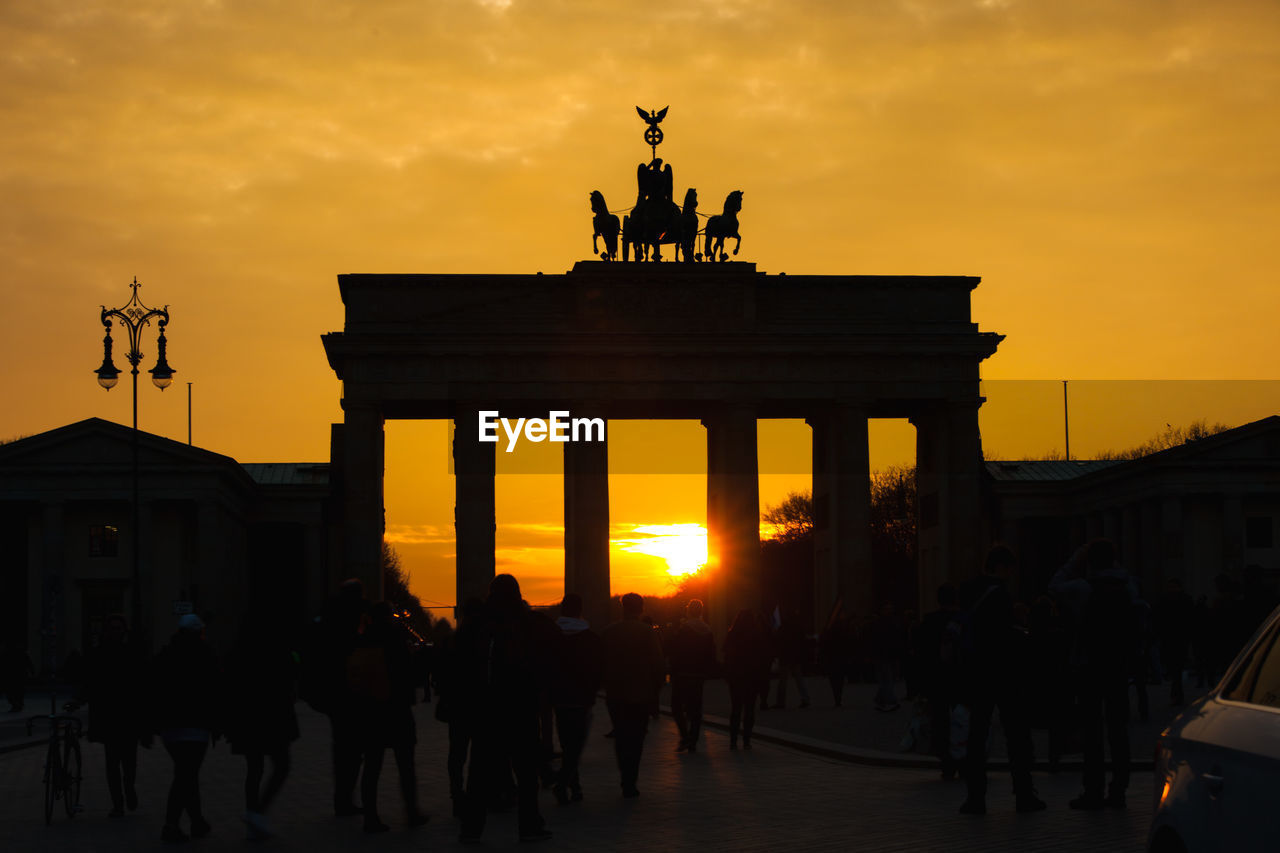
[27,702,84,824]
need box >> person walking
[350,601,428,833]
[80,614,147,817]
[669,599,716,753]
[601,593,665,798]
[226,607,300,840]
[772,609,810,709]
[869,602,905,712]
[455,574,557,844]
[1153,578,1195,706]
[913,585,961,779]
[819,611,853,708]
[153,614,223,843]
[957,545,1045,816]
[724,609,770,750]
[550,593,604,804]
[299,579,368,818]
[1068,539,1140,810]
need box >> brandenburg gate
[321,263,1001,634]
[321,108,1002,635]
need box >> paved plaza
[0,680,1154,853]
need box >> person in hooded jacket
[549,593,604,805]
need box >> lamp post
[95,277,174,650]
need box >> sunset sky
[3,1,1278,607]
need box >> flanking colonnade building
[322,261,1003,635]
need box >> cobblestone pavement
[0,697,1152,852]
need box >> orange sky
[3,2,1279,607]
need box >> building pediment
[0,418,244,473]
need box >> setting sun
[614,523,708,579]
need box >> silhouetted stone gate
[322,262,1002,636]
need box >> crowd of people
[28,538,1280,842]
[817,541,1278,814]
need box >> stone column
[704,407,760,642]
[808,405,872,628]
[564,419,611,631]
[342,402,385,599]
[454,407,496,609]
[911,400,985,613]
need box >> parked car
[1149,604,1280,852]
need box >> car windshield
[1222,616,1280,708]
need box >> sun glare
[615,523,708,578]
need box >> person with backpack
[1067,538,1140,810]
[350,601,427,833]
[957,545,1045,816]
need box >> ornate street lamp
[94,277,174,650]
[96,277,173,401]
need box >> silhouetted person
[869,602,905,712]
[226,607,299,839]
[1154,579,1195,705]
[455,574,556,843]
[299,578,368,817]
[758,610,776,711]
[436,600,481,816]
[819,612,854,707]
[1068,539,1139,810]
[1131,588,1154,723]
[958,545,1045,816]
[550,593,604,804]
[153,614,223,843]
[724,609,770,750]
[350,601,427,833]
[913,585,960,778]
[772,609,810,709]
[669,598,716,753]
[0,638,34,712]
[1025,596,1072,771]
[601,592,665,797]
[79,614,147,817]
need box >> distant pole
[187,382,193,446]
[1063,380,1070,461]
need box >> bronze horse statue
[704,190,743,262]
[590,190,620,261]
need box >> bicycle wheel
[44,736,59,825]
[62,733,82,818]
